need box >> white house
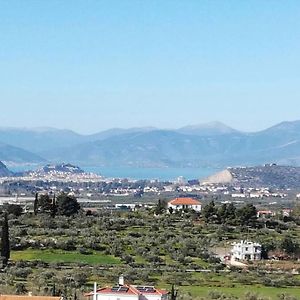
[231,240,262,261]
[257,210,275,218]
[86,276,169,300]
[167,197,201,212]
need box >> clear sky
[0,0,300,133]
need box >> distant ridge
[177,121,239,136]
[2,120,300,168]
[0,161,13,177]
[0,141,45,166]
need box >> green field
[180,285,300,298]
[11,249,121,265]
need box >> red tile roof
[85,286,139,296]
[0,296,61,300]
[169,197,201,205]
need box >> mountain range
[1,120,300,168]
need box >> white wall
[95,293,139,300]
[168,203,201,212]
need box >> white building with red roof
[85,276,169,300]
[168,197,202,212]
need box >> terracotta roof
[85,285,139,296]
[139,288,169,295]
[0,296,61,300]
[169,197,201,205]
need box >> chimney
[119,274,124,286]
[93,282,97,300]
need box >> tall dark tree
[237,203,257,226]
[50,194,57,218]
[170,284,178,300]
[226,202,236,220]
[217,203,237,225]
[2,203,22,217]
[1,212,10,265]
[34,192,38,215]
[218,203,228,224]
[38,194,52,213]
[56,193,80,217]
[202,200,217,223]
[155,198,167,215]
[281,236,299,257]
[51,284,56,296]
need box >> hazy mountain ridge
[1,120,300,168]
[177,121,239,136]
[0,160,13,176]
[0,141,45,166]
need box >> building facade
[231,240,262,261]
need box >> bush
[78,247,93,255]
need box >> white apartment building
[231,240,262,261]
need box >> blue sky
[0,0,300,133]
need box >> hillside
[0,142,45,166]
[0,127,83,153]
[34,163,85,175]
[41,130,235,167]
[203,164,300,189]
[0,161,12,177]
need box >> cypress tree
[170,284,178,300]
[51,194,57,218]
[34,192,38,215]
[51,284,56,296]
[1,212,10,266]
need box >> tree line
[33,192,81,217]
[0,192,81,266]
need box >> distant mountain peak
[269,120,300,130]
[177,121,238,136]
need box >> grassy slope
[11,249,121,265]
[180,285,300,298]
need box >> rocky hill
[203,164,300,189]
[34,163,85,175]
